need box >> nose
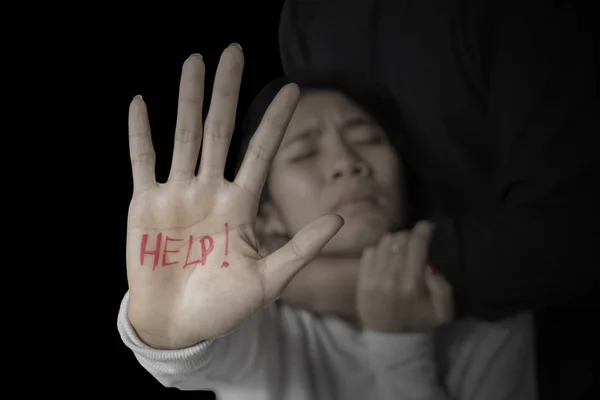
[327,146,372,181]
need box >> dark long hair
[234,73,425,229]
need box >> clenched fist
[356,221,454,333]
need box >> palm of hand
[127,181,266,345]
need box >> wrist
[135,327,206,350]
[128,308,206,350]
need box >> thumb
[425,265,454,325]
[261,213,344,300]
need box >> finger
[261,213,344,300]
[198,44,244,180]
[425,266,454,324]
[356,246,376,313]
[402,221,435,294]
[357,246,376,291]
[234,83,300,194]
[387,232,409,282]
[167,54,206,182]
[373,233,393,277]
[128,96,157,194]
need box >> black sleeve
[429,0,599,320]
[279,0,599,321]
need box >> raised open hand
[125,45,344,349]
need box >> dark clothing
[278,0,599,398]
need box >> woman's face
[266,90,406,256]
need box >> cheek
[365,148,403,187]
[268,167,326,230]
[364,148,405,212]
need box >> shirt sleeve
[362,331,449,400]
[429,0,599,319]
[116,291,283,391]
[438,312,537,400]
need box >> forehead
[287,90,366,128]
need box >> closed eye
[345,128,385,145]
[341,117,385,145]
[289,150,317,162]
[351,135,384,145]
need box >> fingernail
[133,94,143,100]
[230,43,243,51]
[190,53,203,59]
[428,264,440,275]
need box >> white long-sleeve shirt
[117,292,536,399]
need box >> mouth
[332,193,379,213]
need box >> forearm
[281,257,359,318]
[435,0,600,321]
[429,204,599,321]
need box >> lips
[331,191,378,212]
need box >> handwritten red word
[140,224,230,271]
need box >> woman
[118,46,535,399]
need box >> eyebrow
[281,116,376,150]
[340,116,375,130]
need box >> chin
[322,217,389,256]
